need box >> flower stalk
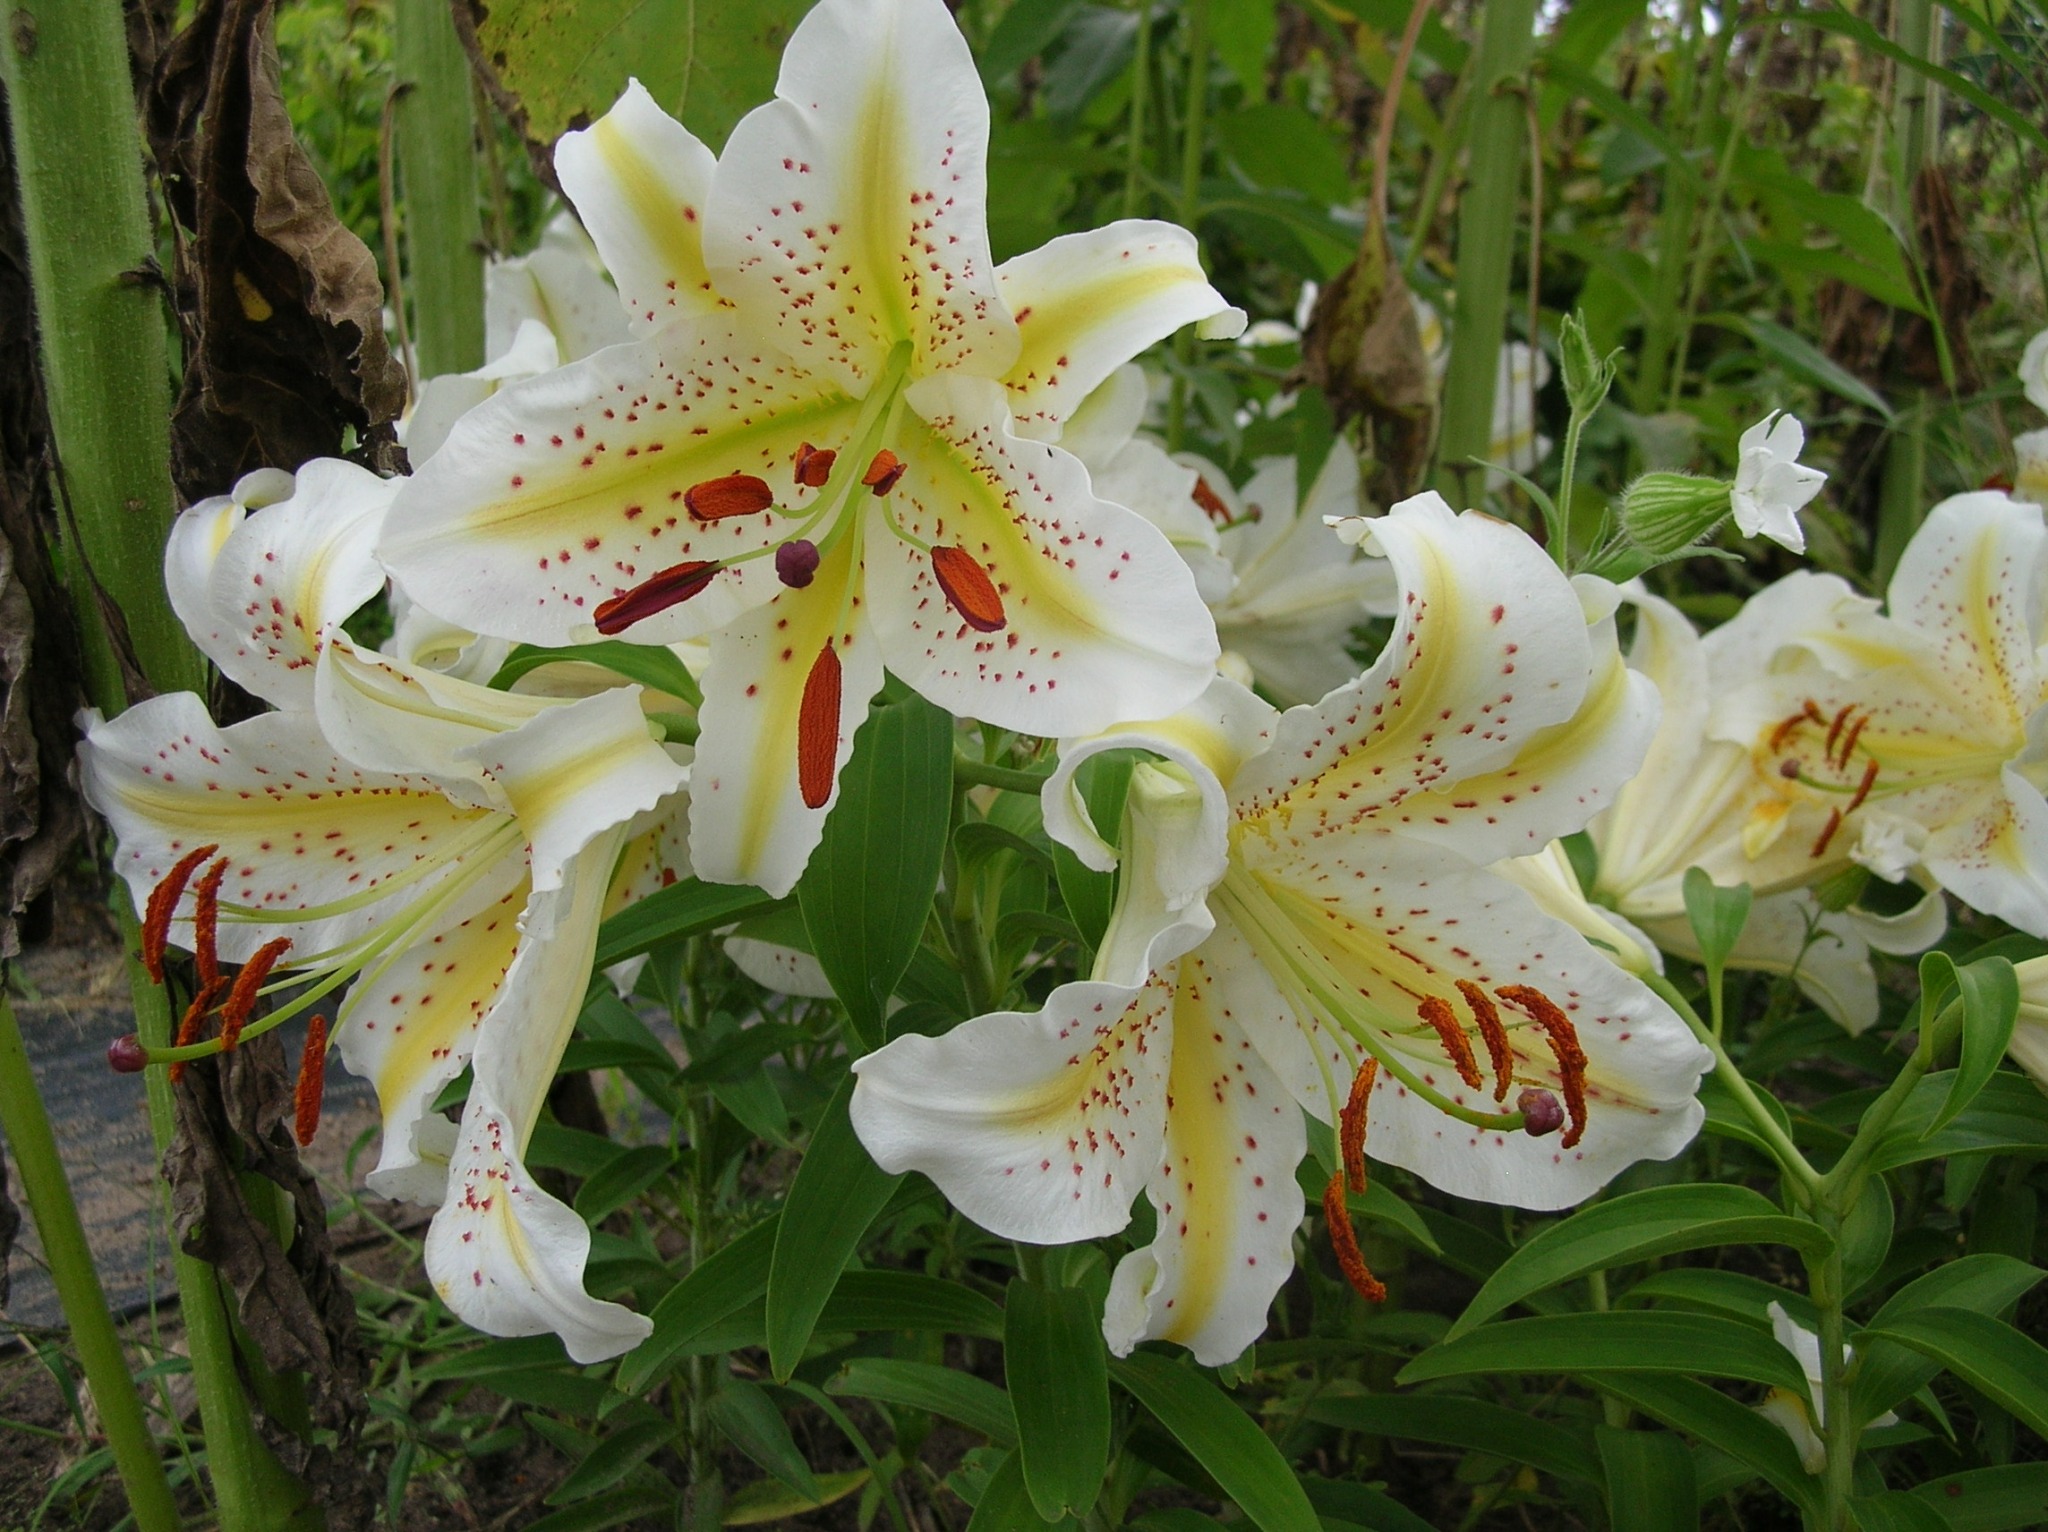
[394,0,485,377]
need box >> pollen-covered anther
[683,472,775,523]
[1416,995,1483,1091]
[1810,806,1844,859]
[1496,985,1589,1149]
[931,546,1006,633]
[141,842,219,983]
[294,1013,329,1147]
[593,559,721,635]
[190,856,230,988]
[169,976,227,1084]
[1338,1058,1378,1194]
[792,441,836,489]
[1321,1172,1387,1303]
[1835,713,1870,770]
[1845,757,1880,815]
[218,937,292,1052]
[1457,980,1513,1102]
[798,644,842,810]
[1191,476,1231,524]
[863,449,906,496]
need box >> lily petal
[703,0,1016,394]
[487,211,631,364]
[850,969,1177,1244]
[1102,951,1304,1366]
[997,222,1244,441]
[316,637,554,796]
[870,374,1218,736]
[380,318,860,646]
[164,468,295,654]
[554,80,724,332]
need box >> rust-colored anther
[190,857,229,988]
[1768,712,1807,752]
[1802,700,1827,726]
[798,644,842,810]
[1836,713,1870,770]
[141,842,220,982]
[593,560,720,635]
[862,449,905,495]
[1416,995,1483,1091]
[169,976,227,1084]
[1845,757,1880,815]
[793,441,836,489]
[1321,1172,1387,1303]
[1191,476,1231,524]
[931,546,1006,633]
[1810,806,1844,859]
[1338,1058,1378,1195]
[1457,980,1513,1102]
[294,1014,329,1147]
[683,472,775,523]
[1823,703,1854,761]
[1497,986,1589,1150]
[218,937,292,1053]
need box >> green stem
[1586,1269,1628,1428]
[1664,45,1755,412]
[394,0,485,377]
[0,993,179,1532]
[1431,0,1538,504]
[1816,1012,1938,1213]
[1166,0,1211,452]
[1631,0,1707,414]
[1644,973,1822,1206]
[1122,0,1154,220]
[1554,407,1587,565]
[1808,1230,1854,1532]
[953,756,1050,795]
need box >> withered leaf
[147,0,406,501]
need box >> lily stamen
[294,1014,329,1147]
[170,977,226,1084]
[191,857,229,988]
[1834,712,1870,770]
[683,472,776,524]
[1339,1058,1378,1195]
[1810,807,1844,858]
[594,559,722,635]
[798,644,842,809]
[1823,703,1854,761]
[1321,1172,1387,1303]
[862,449,905,495]
[1456,980,1514,1103]
[793,442,836,489]
[1497,986,1589,1149]
[931,546,1006,633]
[1416,995,1483,1091]
[142,842,219,981]
[1191,476,1231,524]
[218,937,293,1052]
[1845,757,1880,814]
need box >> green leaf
[593,879,786,969]
[1006,1281,1111,1519]
[721,1470,869,1526]
[1925,953,2019,1134]
[1215,104,1350,206]
[968,1449,1072,1530]
[1723,315,1894,420]
[474,0,811,151]
[1111,1353,1320,1532]
[489,640,701,708]
[1839,1174,1895,1299]
[1854,1309,2048,1440]
[1596,1427,1696,1532]
[615,1218,777,1394]
[816,1269,1005,1341]
[827,1358,1017,1444]
[1209,0,1278,91]
[765,1076,903,1380]
[707,1380,820,1502]
[1303,1393,1599,1485]
[797,693,954,1049]
[523,1485,671,1532]
[1909,1465,2048,1531]
[546,1419,674,1506]
[1854,1492,1953,1532]
[1299,1475,1437,1532]
[1400,1313,1807,1394]
[1682,867,1753,977]
[413,1335,569,1383]
[1583,1374,1817,1514]
[1447,1185,1830,1340]
[572,1145,674,1225]
[1871,1072,2048,1171]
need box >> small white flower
[1759,1303,1896,1473]
[2020,329,2048,415]
[2013,427,2048,510]
[1731,411,1826,554]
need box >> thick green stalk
[1121,0,1154,220]
[0,994,178,1532]
[1873,0,1939,585]
[2,5,310,1526]
[1431,0,1538,504]
[1632,0,1710,412]
[395,0,485,377]
[1165,0,1210,451]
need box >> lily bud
[1618,472,1732,557]
[1557,311,1617,417]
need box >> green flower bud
[1558,311,1618,416]
[1619,472,1734,556]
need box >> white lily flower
[486,209,632,366]
[1586,586,1942,1032]
[1757,1302,1897,1473]
[382,0,1242,898]
[2005,955,2048,1091]
[852,495,1710,1365]
[1488,342,1552,489]
[82,468,690,1361]
[405,319,562,468]
[1411,295,1448,385]
[1711,492,2048,936]
[1731,412,1826,554]
[2021,329,2048,415]
[2013,428,2048,511]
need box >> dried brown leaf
[1299,223,1437,503]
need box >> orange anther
[1810,807,1844,859]
[1322,1172,1387,1303]
[683,473,774,523]
[1845,757,1880,815]
[294,1014,329,1147]
[1338,1058,1378,1195]
[931,546,1006,633]
[798,644,842,810]
[1803,700,1827,725]
[1191,476,1231,523]
[1824,703,1854,761]
[1497,986,1588,1150]
[1416,995,1483,1091]
[218,937,292,1052]
[793,442,836,489]
[1457,981,1513,1102]
[1768,712,1807,752]
[862,450,904,494]
[1835,713,1869,770]
[169,976,227,1084]
[594,560,720,635]
[190,858,229,988]
[141,842,219,982]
